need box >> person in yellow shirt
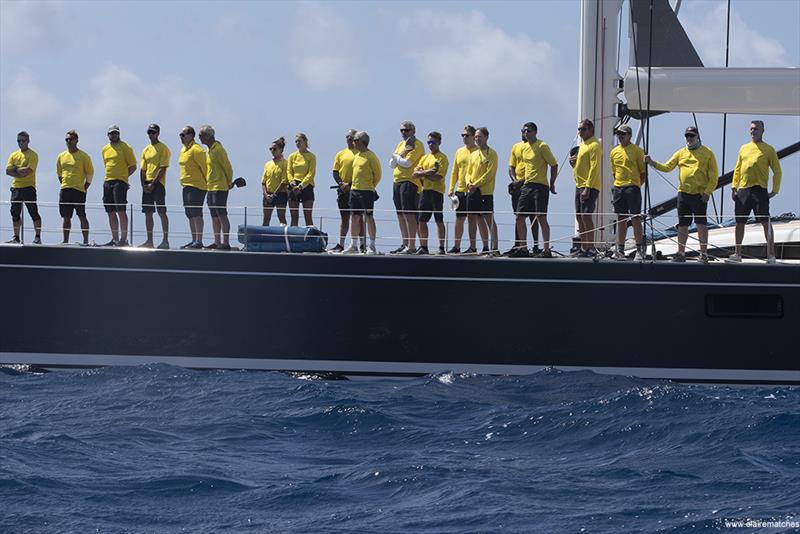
[287,132,317,228]
[342,131,381,255]
[413,131,449,255]
[609,124,646,261]
[139,123,170,249]
[388,120,425,254]
[646,126,718,263]
[101,125,136,247]
[466,126,499,255]
[446,125,478,253]
[507,126,540,254]
[727,120,782,264]
[200,124,234,250]
[5,131,42,244]
[177,126,207,249]
[510,122,558,258]
[261,137,288,227]
[56,130,94,245]
[330,129,358,252]
[570,119,602,257]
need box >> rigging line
[718,0,732,224]
[692,112,721,222]
[644,0,656,259]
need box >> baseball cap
[615,124,632,135]
[147,123,160,133]
[684,126,699,136]
[107,124,120,134]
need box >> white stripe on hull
[2,352,799,383]
[1,263,798,288]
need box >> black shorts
[518,183,550,216]
[350,190,376,213]
[207,190,229,217]
[611,185,642,216]
[337,188,350,212]
[734,186,770,222]
[59,187,87,218]
[418,190,444,223]
[289,185,315,203]
[467,191,493,214]
[10,186,40,222]
[103,180,129,213]
[454,191,468,218]
[677,192,708,226]
[142,182,167,214]
[263,191,288,208]
[574,188,599,214]
[183,186,207,218]
[509,182,522,214]
[393,181,419,213]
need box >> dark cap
[147,123,160,133]
[684,126,699,136]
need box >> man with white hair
[727,120,782,264]
[388,120,424,254]
[199,124,234,250]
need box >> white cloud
[0,0,65,52]
[2,68,63,123]
[403,10,560,101]
[682,2,790,67]
[288,5,358,90]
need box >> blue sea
[1,365,798,533]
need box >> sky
[1,0,798,249]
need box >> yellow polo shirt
[508,141,526,180]
[573,137,601,191]
[333,148,356,184]
[733,141,782,193]
[521,140,557,186]
[57,149,94,192]
[102,141,136,182]
[262,159,288,193]
[287,150,316,189]
[610,143,646,188]
[351,150,382,192]
[6,148,38,189]
[206,141,233,192]
[179,142,207,190]
[467,147,498,195]
[419,152,449,194]
[448,146,477,195]
[653,145,718,195]
[393,138,425,188]
[140,142,170,184]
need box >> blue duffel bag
[237,225,328,253]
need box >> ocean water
[1,365,798,533]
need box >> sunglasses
[147,130,157,134]
[65,137,77,141]
[577,127,589,132]
[427,140,439,145]
[461,133,472,138]
[108,131,119,135]
[269,147,280,152]
[400,128,410,133]
[615,131,630,136]
[685,133,697,138]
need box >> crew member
[287,132,316,227]
[139,123,170,249]
[511,122,558,258]
[413,131,449,255]
[343,131,381,255]
[262,137,288,226]
[727,120,782,264]
[646,126,718,263]
[388,120,424,254]
[5,131,42,244]
[330,129,357,252]
[609,124,646,261]
[101,125,136,247]
[200,124,234,250]
[178,126,207,249]
[57,130,94,245]
[508,127,540,254]
[446,125,477,253]
[570,119,601,257]
[466,127,499,255]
